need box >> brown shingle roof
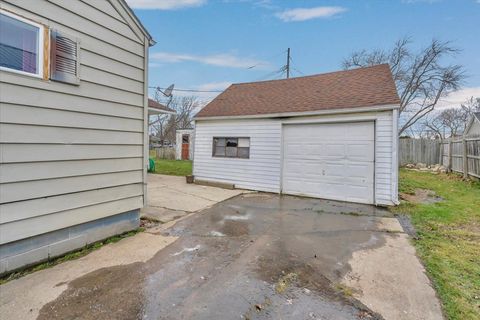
[148,99,175,113]
[195,64,400,118]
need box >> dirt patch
[400,188,443,204]
[140,217,162,229]
[38,263,146,320]
[220,220,249,236]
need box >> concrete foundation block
[0,210,140,275]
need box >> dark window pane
[226,138,238,147]
[182,135,189,143]
[226,147,237,157]
[238,147,250,158]
[215,138,226,147]
[214,147,225,156]
[0,13,39,74]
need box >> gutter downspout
[392,108,400,205]
[142,37,149,207]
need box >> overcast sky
[127,0,480,106]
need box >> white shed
[193,64,400,206]
[176,129,195,160]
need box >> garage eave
[194,104,400,121]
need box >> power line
[150,49,300,91]
[254,66,286,81]
[246,50,288,70]
[148,86,224,93]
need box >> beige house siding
[0,0,149,250]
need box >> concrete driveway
[141,174,245,223]
[1,191,444,320]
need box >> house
[148,98,175,116]
[465,112,480,137]
[0,0,169,274]
[193,64,400,206]
[176,129,195,160]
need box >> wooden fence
[399,138,441,166]
[399,137,480,179]
[440,137,480,179]
[149,147,176,160]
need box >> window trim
[212,137,250,159]
[0,9,45,78]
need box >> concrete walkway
[141,174,245,223]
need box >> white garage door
[282,122,375,204]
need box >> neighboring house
[175,129,195,160]
[193,64,400,206]
[465,112,480,137]
[0,0,164,274]
[148,98,175,116]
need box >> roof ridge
[231,63,391,87]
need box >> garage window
[0,10,44,77]
[213,137,250,158]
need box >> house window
[213,137,250,159]
[0,10,44,77]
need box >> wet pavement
[38,193,402,320]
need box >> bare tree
[422,114,445,140]
[342,38,465,135]
[149,96,199,145]
[172,96,198,130]
[421,96,479,139]
[461,96,480,115]
[438,108,468,137]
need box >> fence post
[439,140,443,165]
[462,137,468,179]
[448,140,453,172]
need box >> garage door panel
[347,143,374,160]
[324,144,346,157]
[282,122,375,204]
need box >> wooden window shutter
[50,30,80,85]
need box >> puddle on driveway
[38,194,391,320]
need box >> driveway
[141,174,245,223]
[0,191,443,320]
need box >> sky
[127,0,480,106]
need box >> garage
[193,64,400,206]
[282,122,375,204]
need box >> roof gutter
[148,107,176,115]
[194,104,400,121]
[117,0,155,46]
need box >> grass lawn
[151,158,192,176]
[391,169,480,320]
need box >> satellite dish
[163,84,174,97]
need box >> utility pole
[286,48,290,79]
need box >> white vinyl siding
[194,119,282,192]
[194,110,398,206]
[0,0,148,244]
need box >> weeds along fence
[399,137,480,179]
[149,147,176,160]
